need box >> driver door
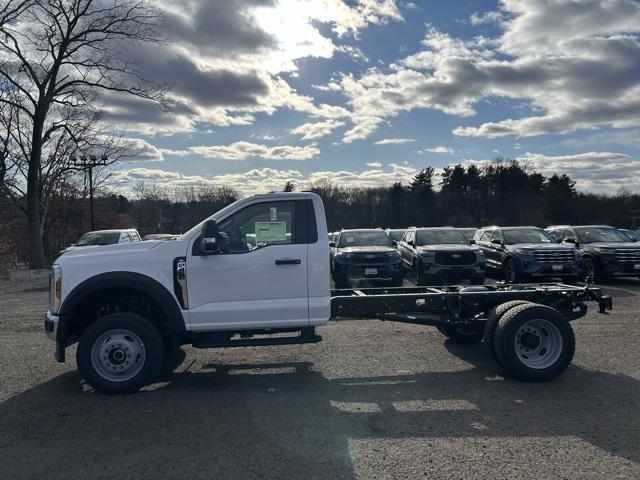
[187,199,310,331]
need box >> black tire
[582,256,605,283]
[493,303,575,382]
[504,258,525,284]
[414,259,426,286]
[159,345,187,377]
[483,300,533,366]
[76,312,165,394]
[437,324,483,344]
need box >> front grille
[615,249,640,264]
[351,253,390,264]
[434,251,476,265]
[533,250,575,263]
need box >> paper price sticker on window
[255,222,287,242]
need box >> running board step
[192,333,322,349]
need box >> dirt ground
[0,276,639,479]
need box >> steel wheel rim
[514,319,563,369]
[91,329,146,382]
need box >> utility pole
[70,155,108,231]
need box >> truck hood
[506,243,574,251]
[337,246,396,254]
[417,244,478,253]
[56,240,163,262]
[582,242,639,250]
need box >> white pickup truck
[45,192,612,393]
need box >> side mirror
[407,239,414,246]
[329,241,337,248]
[564,237,577,245]
[200,219,220,254]
[392,240,398,248]
[491,238,503,246]
[469,239,476,245]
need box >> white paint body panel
[55,192,332,333]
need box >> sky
[105,0,640,196]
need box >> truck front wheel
[77,313,165,393]
[493,303,575,382]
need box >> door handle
[275,258,301,265]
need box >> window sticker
[346,236,354,243]
[255,222,287,242]
[270,207,278,221]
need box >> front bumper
[519,261,583,277]
[601,260,640,277]
[333,263,404,284]
[44,312,65,362]
[421,262,485,281]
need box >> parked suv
[61,229,141,253]
[385,228,407,243]
[475,226,582,283]
[330,229,404,288]
[546,225,640,281]
[397,227,485,286]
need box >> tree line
[2,158,639,271]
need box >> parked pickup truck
[45,192,612,393]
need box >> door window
[119,233,131,243]
[216,201,296,254]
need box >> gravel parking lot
[1,276,639,480]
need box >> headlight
[335,252,352,263]
[49,264,62,314]
[594,248,615,255]
[515,249,534,257]
[574,249,583,259]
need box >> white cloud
[339,0,640,141]
[110,162,417,196]
[373,138,415,145]
[289,119,346,140]
[418,146,455,154]
[173,141,321,161]
[470,11,503,25]
[366,161,382,167]
[120,138,165,162]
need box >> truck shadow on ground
[1,352,639,479]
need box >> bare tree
[0,0,165,268]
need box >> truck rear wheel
[437,324,483,344]
[483,300,533,366]
[77,312,164,394]
[493,303,575,382]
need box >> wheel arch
[58,272,186,345]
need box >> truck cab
[46,193,330,392]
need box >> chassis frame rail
[330,283,612,325]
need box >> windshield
[575,227,632,243]
[387,230,406,242]
[76,231,121,246]
[416,229,467,245]
[503,228,555,245]
[457,229,477,241]
[338,231,392,247]
[621,230,640,241]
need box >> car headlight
[594,248,615,255]
[49,264,62,315]
[335,252,352,263]
[515,249,535,257]
[574,249,583,260]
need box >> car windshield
[415,229,467,245]
[75,231,121,246]
[503,228,555,245]
[387,230,405,242]
[575,227,632,243]
[457,229,477,241]
[621,230,640,241]
[338,231,392,247]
